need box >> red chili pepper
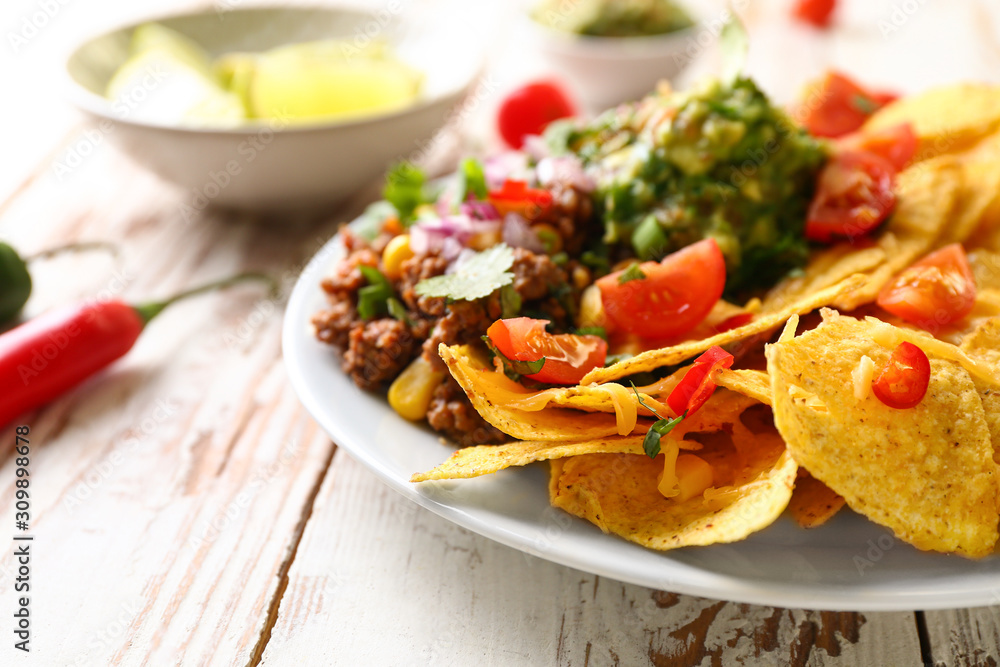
[488,180,553,220]
[871,341,930,410]
[0,273,273,427]
[714,312,754,334]
[667,346,735,417]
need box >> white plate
[283,231,1000,612]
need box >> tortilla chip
[960,316,1000,465]
[768,311,1000,558]
[580,274,865,385]
[411,435,655,481]
[864,83,1000,156]
[787,470,845,529]
[713,368,772,406]
[548,423,797,550]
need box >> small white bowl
[63,5,484,210]
[526,16,699,110]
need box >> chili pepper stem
[24,241,119,263]
[132,272,278,325]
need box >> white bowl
[526,17,699,110]
[63,5,484,210]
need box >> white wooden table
[2,0,1000,664]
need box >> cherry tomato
[487,317,607,385]
[798,71,899,138]
[595,239,726,340]
[876,244,977,329]
[497,81,576,149]
[488,179,553,220]
[838,123,917,172]
[871,341,930,409]
[805,151,896,243]
[667,346,735,417]
[792,0,836,28]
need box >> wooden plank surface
[261,454,924,667]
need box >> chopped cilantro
[357,265,394,320]
[457,157,488,202]
[500,284,522,318]
[482,335,545,381]
[415,243,515,301]
[386,296,411,325]
[383,162,430,225]
[631,383,686,458]
[851,93,879,115]
[618,262,646,284]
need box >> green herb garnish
[386,296,411,325]
[574,326,607,341]
[415,243,515,301]
[500,284,522,318]
[456,157,488,202]
[618,263,646,284]
[631,383,685,458]
[719,13,749,84]
[383,162,430,225]
[482,335,545,380]
[357,265,394,320]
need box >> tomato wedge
[876,244,977,329]
[595,239,726,340]
[497,81,576,149]
[486,317,607,385]
[667,346,735,417]
[798,71,899,138]
[805,151,896,243]
[792,0,836,28]
[871,341,930,409]
[838,123,917,172]
[488,180,553,220]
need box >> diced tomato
[798,71,900,138]
[486,317,607,385]
[876,244,977,329]
[805,151,896,243]
[838,123,917,172]
[792,0,836,28]
[595,239,726,340]
[667,346,735,417]
[871,341,930,409]
[497,81,576,149]
[488,180,553,220]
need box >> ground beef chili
[312,227,579,447]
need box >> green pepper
[0,243,31,323]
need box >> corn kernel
[674,455,714,502]
[578,284,607,329]
[388,355,446,421]
[572,266,591,291]
[382,234,414,280]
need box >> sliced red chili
[667,346,735,417]
[871,342,930,410]
[488,180,553,220]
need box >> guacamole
[548,77,827,294]
[532,0,694,38]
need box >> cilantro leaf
[357,265,394,320]
[383,162,430,225]
[352,201,397,241]
[457,157,488,202]
[631,383,686,458]
[482,335,545,380]
[618,262,646,284]
[415,243,515,301]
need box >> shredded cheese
[852,355,875,401]
[656,439,681,498]
[598,382,638,436]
